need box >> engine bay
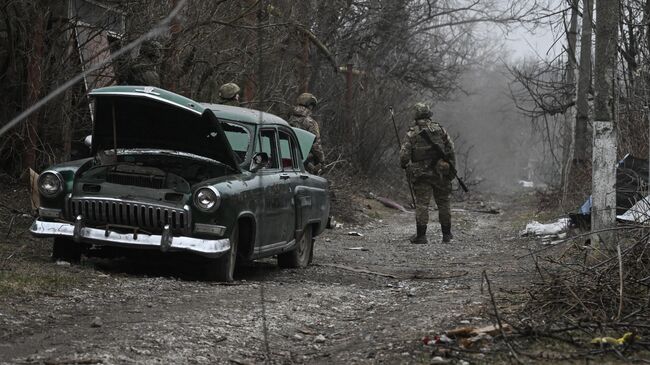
[78,149,232,194]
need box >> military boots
[441,225,453,243]
[409,225,428,244]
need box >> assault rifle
[388,106,417,209]
[421,129,469,193]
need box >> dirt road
[0,193,538,364]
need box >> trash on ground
[347,231,364,237]
[422,334,453,346]
[591,332,638,346]
[345,246,369,251]
[572,155,649,229]
[542,232,568,245]
[617,195,650,224]
[375,196,409,212]
[518,180,534,188]
[447,323,512,338]
[521,218,570,237]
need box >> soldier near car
[399,103,456,244]
[217,83,241,106]
[127,40,162,87]
[288,93,325,174]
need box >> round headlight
[37,171,64,198]
[193,187,221,212]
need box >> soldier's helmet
[140,40,162,60]
[413,102,432,119]
[219,83,241,100]
[296,93,318,107]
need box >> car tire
[52,237,82,263]
[205,224,238,282]
[278,225,313,269]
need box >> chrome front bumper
[30,219,230,258]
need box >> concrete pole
[591,0,619,248]
[591,121,617,246]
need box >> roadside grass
[0,265,81,297]
[507,189,566,233]
[0,221,84,298]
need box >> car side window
[278,131,297,171]
[223,122,250,163]
[258,129,279,169]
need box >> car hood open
[89,86,240,172]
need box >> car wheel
[52,237,82,263]
[205,224,238,282]
[278,225,313,269]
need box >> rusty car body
[30,86,330,281]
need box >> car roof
[201,103,289,127]
[89,86,289,127]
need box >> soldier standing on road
[288,93,325,175]
[218,83,241,106]
[399,103,456,244]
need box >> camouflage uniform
[399,103,455,244]
[288,93,325,174]
[128,40,162,87]
[218,83,241,106]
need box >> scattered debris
[91,316,103,328]
[617,196,650,224]
[445,324,511,349]
[518,180,534,188]
[590,332,638,346]
[314,334,326,343]
[315,264,399,279]
[326,216,338,229]
[542,232,567,245]
[374,196,409,212]
[345,247,369,251]
[521,218,570,237]
[55,260,71,267]
[347,231,364,237]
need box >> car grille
[107,172,165,189]
[68,198,189,233]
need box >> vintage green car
[30,86,330,281]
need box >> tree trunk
[591,0,619,247]
[561,0,579,204]
[574,0,594,167]
[23,6,46,171]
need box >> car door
[278,128,302,242]
[256,127,294,246]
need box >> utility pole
[591,0,619,248]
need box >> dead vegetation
[425,226,650,363]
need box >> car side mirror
[250,152,269,172]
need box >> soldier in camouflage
[399,103,456,244]
[128,40,162,87]
[288,93,325,174]
[218,83,241,106]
